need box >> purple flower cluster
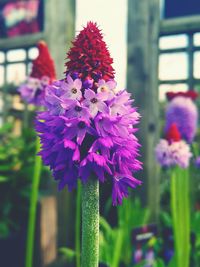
[165,96,198,143]
[36,75,142,205]
[18,76,50,106]
[155,139,192,169]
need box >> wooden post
[44,0,76,79]
[44,0,76,247]
[37,196,57,267]
[127,0,160,221]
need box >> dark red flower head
[166,123,181,143]
[30,41,56,82]
[65,22,115,86]
[166,91,198,101]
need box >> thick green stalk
[170,167,190,267]
[170,170,180,266]
[82,178,99,267]
[75,181,81,267]
[25,136,42,267]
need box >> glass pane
[194,33,200,46]
[28,47,38,60]
[159,34,188,50]
[0,66,4,86]
[0,92,3,127]
[7,49,26,62]
[159,53,188,80]
[0,52,5,64]
[76,0,127,89]
[0,92,3,110]
[159,83,188,102]
[7,63,26,85]
[194,51,200,78]
[12,95,24,110]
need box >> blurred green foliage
[100,197,150,267]
[0,123,49,238]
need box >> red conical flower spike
[31,41,56,82]
[166,123,181,143]
[65,22,115,86]
[166,91,198,101]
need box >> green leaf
[160,211,172,227]
[168,256,176,267]
[0,222,10,238]
[153,258,166,267]
[0,175,9,182]
[100,216,113,235]
[0,165,12,171]
[58,247,76,262]
[133,260,148,267]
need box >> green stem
[183,168,190,267]
[25,136,42,267]
[82,178,99,267]
[75,181,81,267]
[170,169,179,266]
[170,167,190,267]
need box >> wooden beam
[44,0,76,248]
[37,196,57,267]
[161,15,200,35]
[44,0,76,79]
[127,0,160,221]
[0,33,44,50]
[159,79,188,84]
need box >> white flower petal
[97,101,109,113]
[84,89,95,100]
[89,105,98,117]
[66,75,74,85]
[74,79,82,90]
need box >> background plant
[0,122,50,238]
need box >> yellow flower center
[100,86,108,92]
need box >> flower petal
[84,89,95,100]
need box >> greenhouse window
[159,31,200,101]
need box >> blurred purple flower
[165,96,198,143]
[18,41,56,106]
[18,77,46,106]
[155,139,192,168]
